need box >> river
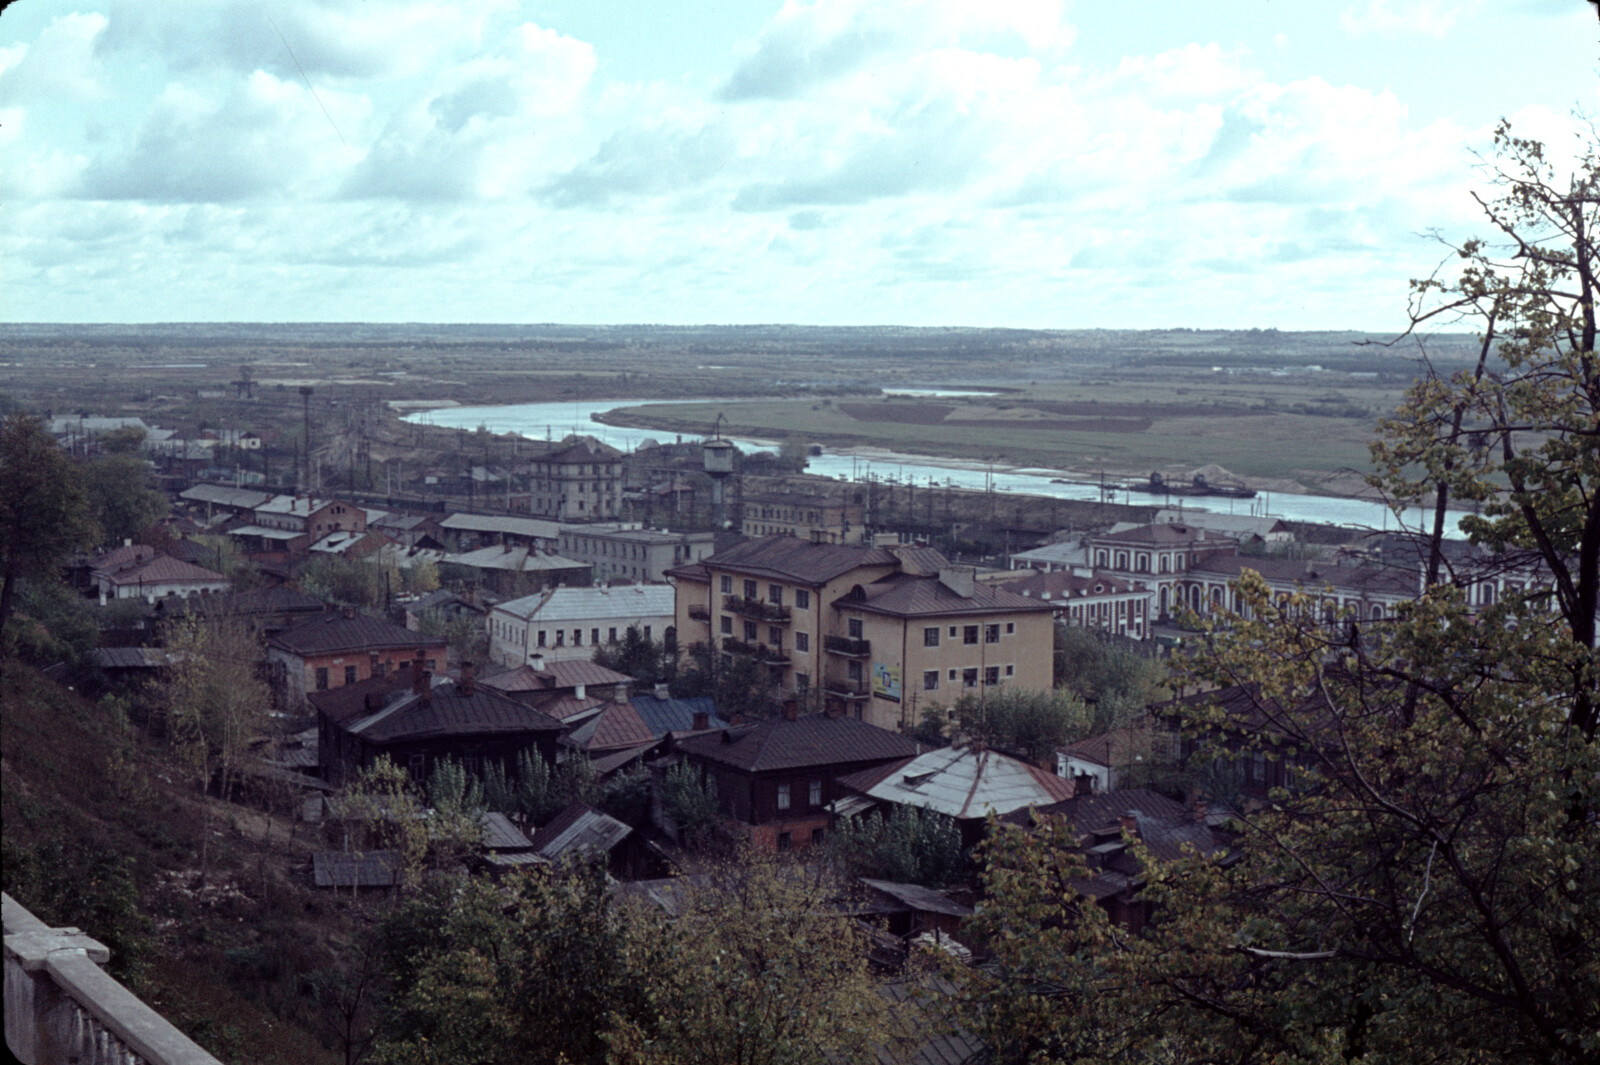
[402,397,1467,537]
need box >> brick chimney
[1191,797,1208,824]
[691,710,710,731]
[419,671,433,705]
[460,661,475,696]
[1120,810,1140,838]
[782,699,799,721]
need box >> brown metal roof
[565,700,657,753]
[100,554,227,587]
[347,682,565,744]
[677,713,921,773]
[268,611,442,656]
[703,535,901,586]
[1188,555,1418,597]
[839,572,1054,618]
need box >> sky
[0,0,1594,329]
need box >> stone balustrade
[3,892,223,1065]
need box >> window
[811,827,826,846]
[609,627,618,642]
[924,626,940,647]
[809,780,822,806]
[1005,622,1015,634]
[315,667,329,691]
[744,579,758,600]
[847,659,863,681]
[1005,664,1014,677]
[409,754,426,779]
[795,672,810,691]
[591,628,600,646]
[721,615,734,635]
[985,666,1000,686]
[777,783,791,810]
[344,665,357,685]
[847,617,863,639]
[923,670,940,691]
[721,575,733,594]
[643,626,651,640]
[794,632,809,652]
[949,668,958,680]
[768,626,783,647]
[573,629,583,646]
[985,623,1000,643]
[963,625,979,645]
[744,620,759,642]
[769,584,783,605]
[427,660,437,672]
[795,589,810,610]
[373,662,387,678]
[537,629,547,647]
[777,832,793,852]
[949,626,958,637]
[555,630,566,646]
[963,668,978,688]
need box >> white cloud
[1340,0,1470,37]
[0,11,107,102]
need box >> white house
[487,584,676,666]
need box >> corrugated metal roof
[859,879,973,918]
[566,701,657,752]
[839,746,1074,819]
[493,584,674,623]
[226,524,305,541]
[100,554,228,587]
[312,850,399,888]
[180,485,273,510]
[479,811,532,850]
[439,514,562,539]
[528,801,632,859]
[92,646,173,670]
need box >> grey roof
[859,879,974,918]
[479,811,533,850]
[1188,555,1418,598]
[442,545,587,572]
[312,850,398,888]
[493,584,674,623]
[1010,542,1090,568]
[527,801,632,859]
[226,524,305,541]
[269,611,440,656]
[346,681,565,744]
[838,746,1075,820]
[180,484,273,510]
[92,646,173,670]
[439,513,562,539]
[677,713,922,774]
[1152,509,1291,537]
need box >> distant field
[604,375,1407,493]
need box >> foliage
[954,686,1092,765]
[0,832,151,987]
[187,534,266,592]
[959,129,1600,1064]
[514,747,558,823]
[825,805,966,888]
[1,412,97,648]
[672,640,783,720]
[592,624,677,686]
[908,705,951,747]
[423,757,488,870]
[300,556,386,610]
[776,435,810,473]
[414,605,487,667]
[660,760,718,848]
[100,424,148,454]
[162,614,273,807]
[607,853,911,1065]
[85,453,169,546]
[8,576,99,667]
[339,756,430,892]
[1052,622,1168,733]
[372,862,659,1065]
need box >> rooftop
[838,745,1074,820]
[701,535,909,586]
[439,513,562,540]
[838,571,1054,619]
[269,610,442,656]
[492,584,675,623]
[677,713,922,774]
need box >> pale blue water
[403,398,1467,537]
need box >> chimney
[343,606,356,619]
[613,682,630,704]
[460,661,475,696]
[530,653,545,672]
[1192,797,1208,824]
[653,682,671,699]
[782,699,800,721]
[1120,811,1140,838]
[574,684,586,700]
[729,712,745,726]
[691,710,710,731]
[938,567,976,599]
[824,700,844,719]
[419,672,433,705]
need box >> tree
[0,413,97,650]
[592,625,677,686]
[85,453,168,546]
[673,640,783,720]
[960,125,1600,1065]
[163,614,273,806]
[776,435,810,473]
[954,686,1093,765]
[1052,622,1168,733]
[826,805,966,888]
[660,760,718,848]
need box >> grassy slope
[1,663,345,1065]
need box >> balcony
[823,634,871,658]
[4,892,224,1065]
[722,638,790,664]
[823,673,870,698]
[722,595,792,622]
[687,604,711,622]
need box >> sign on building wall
[871,661,901,702]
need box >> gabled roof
[630,694,725,736]
[1061,725,1155,769]
[479,811,532,851]
[537,438,624,464]
[99,554,228,588]
[344,680,565,744]
[168,584,327,618]
[492,584,674,623]
[565,700,657,753]
[838,572,1054,619]
[441,545,586,573]
[439,513,561,539]
[478,659,634,693]
[312,850,398,889]
[528,801,632,859]
[269,611,441,656]
[837,746,1074,820]
[677,713,921,774]
[702,535,902,586]
[91,544,158,573]
[859,879,974,918]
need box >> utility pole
[298,386,314,493]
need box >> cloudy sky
[1,0,1593,328]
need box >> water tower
[703,414,734,530]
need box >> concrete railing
[3,893,223,1065]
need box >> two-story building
[556,523,715,583]
[1086,523,1240,620]
[739,490,864,545]
[486,584,676,667]
[266,610,447,708]
[996,568,1155,640]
